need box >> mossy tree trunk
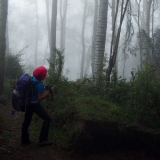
[0,0,8,95]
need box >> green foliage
[43,71,129,148]
[152,28,160,72]
[137,29,152,61]
[107,74,129,104]
[106,62,160,129]
[107,81,129,103]
[12,57,160,149]
[127,62,160,127]
[47,48,64,81]
[5,54,23,79]
[3,78,12,99]
[1,54,23,100]
[4,48,160,150]
[72,76,101,96]
[137,28,160,72]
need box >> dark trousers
[21,103,51,143]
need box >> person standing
[21,66,53,146]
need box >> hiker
[21,66,53,146]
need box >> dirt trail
[0,104,156,160]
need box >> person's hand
[49,86,53,93]
[45,84,50,90]
[45,84,53,93]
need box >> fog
[8,0,91,80]
[7,0,160,81]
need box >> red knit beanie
[33,66,47,80]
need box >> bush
[100,62,160,129]
[127,62,160,127]
[107,76,130,104]
[5,54,23,79]
[36,60,160,149]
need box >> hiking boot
[21,140,34,146]
[39,140,53,146]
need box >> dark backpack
[12,74,40,112]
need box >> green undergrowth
[2,61,160,150]
[43,93,160,148]
[0,112,3,132]
[43,62,160,149]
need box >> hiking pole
[45,84,51,113]
[50,91,56,145]
[46,95,49,113]
[51,92,54,113]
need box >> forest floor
[0,104,156,160]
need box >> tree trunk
[112,0,118,76]
[34,0,38,67]
[0,0,8,95]
[60,0,68,76]
[80,0,88,78]
[139,0,153,63]
[91,0,98,76]
[93,0,108,80]
[50,0,57,65]
[151,0,155,59]
[137,0,143,68]
[84,46,91,75]
[105,0,129,92]
[146,0,152,60]
[45,0,51,48]
[145,0,152,36]
[6,21,9,54]
[60,0,67,51]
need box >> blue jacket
[30,76,44,103]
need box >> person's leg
[21,104,33,144]
[34,103,51,143]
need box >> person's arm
[38,91,50,101]
[38,86,53,101]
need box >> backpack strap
[31,77,42,87]
[32,81,41,86]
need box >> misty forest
[1,0,160,159]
